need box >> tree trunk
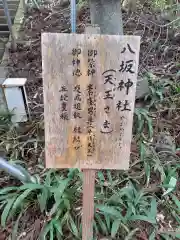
[89,0,123,35]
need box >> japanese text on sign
[42,33,140,170]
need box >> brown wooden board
[42,33,140,169]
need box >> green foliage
[0,169,82,239]
[77,0,88,11]
[27,0,42,9]
[152,0,180,30]
[0,90,179,239]
[94,181,158,238]
[0,110,14,134]
[1,162,180,238]
[161,165,178,196]
[140,142,180,184]
[152,0,168,10]
[143,72,170,109]
[152,0,180,12]
[134,108,153,140]
[171,82,180,94]
[0,77,179,239]
[0,120,42,161]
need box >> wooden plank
[82,169,95,240]
[42,33,140,170]
[85,24,100,34]
[82,25,100,240]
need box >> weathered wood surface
[82,168,96,240]
[42,33,140,169]
[82,25,100,240]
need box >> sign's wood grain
[42,33,140,169]
[82,25,100,240]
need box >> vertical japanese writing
[72,130,82,150]
[59,86,69,120]
[116,43,135,147]
[115,43,136,113]
[121,43,136,54]
[72,48,82,77]
[116,100,131,112]
[87,84,96,156]
[69,42,137,156]
[72,85,82,150]
[118,116,126,148]
[87,49,98,77]
[101,69,116,133]
[73,85,82,119]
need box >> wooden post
[82,169,96,240]
[82,25,100,240]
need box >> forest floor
[0,2,180,239]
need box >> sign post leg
[82,169,96,240]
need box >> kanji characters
[119,60,135,74]
[72,48,81,56]
[60,94,68,101]
[117,79,133,95]
[73,126,82,134]
[86,83,96,156]
[72,58,80,66]
[73,135,82,150]
[59,85,67,92]
[87,68,96,77]
[73,68,82,77]
[116,100,131,111]
[104,90,114,99]
[88,49,97,57]
[60,112,69,120]
[102,69,116,86]
[87,50,97,76]
[72,48,82,77]
[100,120,113,133]
[73,85,82,119]
[121,43,135,54]
[59,85,69,121]
[73,111,82,119]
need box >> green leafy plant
[143,72,170,109]
[161,165,179,196]
[152,0,169,10]
[0,169,82,239]
[95,182,157,238]
[134,108,153,140]
[140,142,166,184]
[140,142,180,185]
[0,120,43,161]
[77,0,88,11]
[0,110,14,134]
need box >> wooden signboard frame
[42,30,140,240]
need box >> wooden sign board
[42,33,140,170]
